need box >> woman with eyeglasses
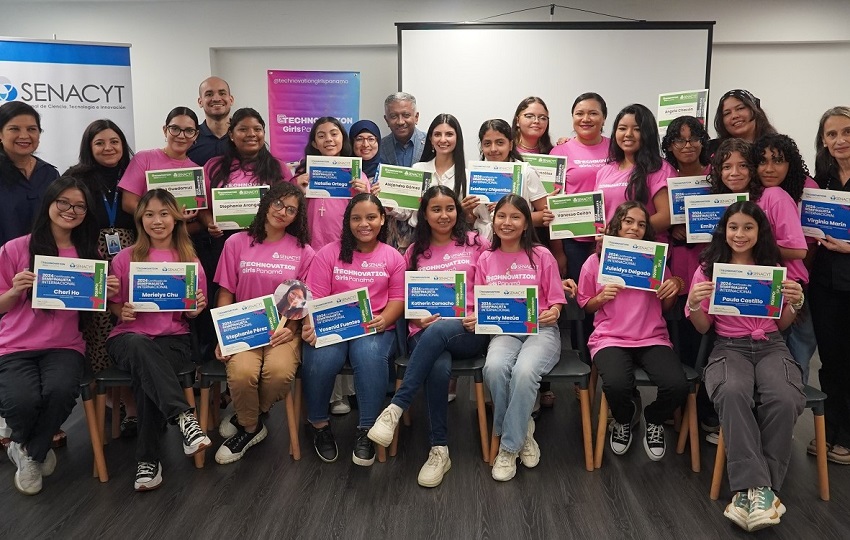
[350,120,382,181]
[211,182,313,465]
[708,89,777,156]
[512,97,554,156]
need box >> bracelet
[790,292,805,312]
[686,302,704,313]
[671,276,685,295]
[550,306,561,317]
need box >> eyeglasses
[354,136,377,145]
[271,199,298,216]
[671,138,702,149]
[55,199,88,215]
[166,125,198,137]
[522,113,549,123]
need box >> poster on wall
[0,38,135,172]
[267,70,360,166]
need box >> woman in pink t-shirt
[479,195,566,482]
[686,201,804,532]
[106,189,211,492]
[577,201,687,462]
[0,176,118,495]
[211,182,314,465]
[301,194,405,467]
[368,185,489,487]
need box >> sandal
[120,416,139,438]
[51,430,67,449]
[807,439,850,464]
[540,390,556,408]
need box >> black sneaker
[134,461,162,491]
[312,424,338,463]
[643,421,666,461]
[353,427,376,466]
[214,420,268,465]
[177,411,211,456]
[610,421,632,455]
[701,415,720,433]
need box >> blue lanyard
[103,191,119,228]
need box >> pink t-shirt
[108,247,208,339]
[687,267,779,339]
[669,164,712,292]
[404,231,490,336]
[203,156,294,203]
[291,171,370,248]
[474,245,567,312]
[118,148,200,197]
[550,137,610,195]
[756,186,808,283]
[0,236,86,356]
[577,252,673,359]
[801,177,819,247]
[307,241,405,328]
[214,231,314,302]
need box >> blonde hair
[131,189,197,263]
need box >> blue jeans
[303,331,396,428]
[391,320,489,447]
[483,326,561,452]
[784,305,816,385]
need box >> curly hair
[661,116,709,171]
[339,193,388,264]
[751,134,810,202]
[246,181,310,247]
[607,104,663,204]
[207,108,285,190]
[490,194,541,270]
[708,138,763,201]
[512,96,553,154]
[407,185,481,271]
[699,201,780,279]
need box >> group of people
[1,77,849,533]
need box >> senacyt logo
[0,77,18,103]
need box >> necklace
[516,139,539,153]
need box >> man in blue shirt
[188,77,234,166]
[379,92,425,167]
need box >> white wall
[2,0,849,166]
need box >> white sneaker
[177,411,211,456]
[519,419,540,468]
[367,404,402,447]
[418,446,451,487]
[7,442,42,495]
[219,412,239,438]
[330,399,351,415]
[705,432,719,445]
[134,461,162,492]
[492,449,518,482]
[41,449,56,477]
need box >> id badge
[105,232,122,256]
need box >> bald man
[188,76,235,166]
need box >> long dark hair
[709,138,763,201]
[699,201,780,279]
[408,185,481,270]
[29,176,100,271]
[608,104,662,204]
[419,114,467,197]
[814,106,850,189]
[661,115,709,171]
[65,119,133,175]
[490,194,540,270]
[208,107,284,189]
[246,182,310,247]
[479,119,524,162]
[294,117,353,176]
[512,96,553,154]
[713,89,777,141]
[599,201,656,254]
[0,102,43,186]
[339,193,387,264]
[752,134,810,202]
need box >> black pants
[0,348,84,462]
[107,333,192,462]
[594,345,689,425]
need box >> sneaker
[352,428,376,466]
[747,486,784,531]
[705,432,719,445]
[367,404,402,447]
[311,424,338,463]
[7,442,42,495]
[723,491,750,531]
[519,419,540,468]
[609,421,632,455]
[418,446,451,487]
[120,416,138,438]
[643,421,666,461]
[701,415,720,434]
[330,399,351,415]
[215,421,268,465]
[491,449,518,482]
[134,461,162,492]
[219,412,240,439]
[177,411,211,456]
[41,449,56,477]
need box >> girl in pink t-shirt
[211,182,314,465]
[106,189,211,492]
[291,117,371,249]
[0,176,118,495]
[368,185,490,487]
[577,201,687,463]
[301,194,405,467]
[478,195,566,482]
[686,201,804,532]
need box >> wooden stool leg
[710,429,726,500]
[285,391,301,461]
[579,387,593,472]
[489,432,499,465]
[95,391,108,445]
[197,386,210,468]
[814,413,830,501]
[676,401,690,455]
[111,387,122,439]
[184,388,205,469]
[673,407,683,433]
[377,444,386,463]
[588,364,598,408]
[294,378,303,424]
[687,390,700,473]
[594,393,608,469]
[475,382,489,462]
[83,396,109,482]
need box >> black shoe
[215,420,268,465]
[353,427,376,466]
[312,424,338,463]
[120,416,138,438]
[700,415,720,433]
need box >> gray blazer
[379,128,426,167]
